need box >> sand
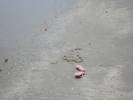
[0,0,133,100]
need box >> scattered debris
[75,64,86,79]
[4,59,8,63]
[63,55,83,63]
[63,48,83,63]
[76,64,86,72]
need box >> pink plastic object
[76,65,86,72]
[75,72,85,79]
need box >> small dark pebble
[44,28,47,31]
[4,59,8,63]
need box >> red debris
[76,64,86,72]
[75,65,86,79]
[75,71,85,79]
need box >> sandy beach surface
[0,0,133,100]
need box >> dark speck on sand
[4,59,8,63]
[44,28,47,31]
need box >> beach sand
[0,0,133,100]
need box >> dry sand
[0,0,133,100]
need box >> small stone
[44,28,47,31]
[4,59,8,63]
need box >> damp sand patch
[62,48,84,63]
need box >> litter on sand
[76,64,86,72]
[75,71,85,79]
[75,64,86,79]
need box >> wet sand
[0,0,133,100]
